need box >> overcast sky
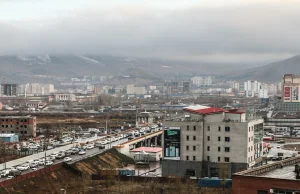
[0,0,300,64]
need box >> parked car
[86,144,94,150]
[99,145,105,149]
[31,167,38,171]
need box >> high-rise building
[162,105,264,178]
[1,84,18,96]
[182,82,190,92]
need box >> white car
[16,164,30,171]
[78,150,86,155]
[63,157,72,162]
[277,145,281,149]
[86,144,94,150]
[45,161,53,166]
[31,167,38,171]
[6,176,14,179]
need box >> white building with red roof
[162,105,264,178]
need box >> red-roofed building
[162,105,264,178]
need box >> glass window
[225,147,230,152]
[193,156,196,161]
[187,136,189,141]
[225,137,230,142]
[218,147,220,152]
[218,126,221,131]
[193,146,196,151]
[218,136,221,141]
[187,126,189,131]
[193,136,196,140]
[207,156,210,161]
[218,157,220,162]
[225,157,230,162]
[207,126,210,131]
[193,126,196,131]
[186,156,189,161]
[207,136,210,141]
[207,146,210,151]
[225,127,230,132]
[186,146,189,151]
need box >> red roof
[130,147,162,153]
[184,107,225,115]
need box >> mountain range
[0,54,299,83]
[229,55,300,83]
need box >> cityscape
[1,1,300,194]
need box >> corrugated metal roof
[184,107,225,115]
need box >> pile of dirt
[72,148,134,175]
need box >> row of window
[186,156,197,161]
[1,119,28,122]
[206,146,230,152]
[1,125,27,128]
[187,125,231,132]
[186,135,231,142]
[205,156,230,162]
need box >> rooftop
[259,164,297,180]
[0,133,17,137]
[130,147,162,153]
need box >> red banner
[284,87,291,97]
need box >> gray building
[162,105,264,178]
[1,84,18,96]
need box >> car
[99,145,105,149]
[9,169,21,176]
[6,176,14,179]
[78,150,86,155]
[63,157,72,162]
[277,145,281,149]
[31,167,38,171]
[81,145,87,150]
[56,154,65,159]
[38,159,45,165]
[86,144,94,150]
[45,161,53,166]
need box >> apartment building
[162,105,264,178]
[0,116,37,137]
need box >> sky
[0,0,300,65]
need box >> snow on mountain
[17,55,51,66]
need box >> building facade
[0,133,19,142]
[282,74,300,103]
[0,116,36,137]
[162,105,264,178]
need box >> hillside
[229,55,300,82]
[0,54,250,83]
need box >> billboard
[164,127,181,160]
[292,87,299,101]
[284,87,291,97]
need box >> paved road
[0,137,130,181]
[268,142,298,158]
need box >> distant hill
[229,55,300,82]
[0,54,253,83]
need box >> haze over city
[1,1,300,194]
[0,0,300,64]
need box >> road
[267,142,298,158]
[0,137,130,181]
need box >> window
[218,147,221,152]
[251,146,253,151]
[186,146,189,151]
[249,137,250,142]
[5,125,8,128]
[193,156,196,161]
[225,137,230,142]
[193,126,196,131]
[225,127,230,132]
[218,126,221,131]
[11,131,13,133]
[252,126,253,131]
[10,125,12,128]
[207,126,210,131]
[193,146,196,151]
[1,125,3,128]
[225,147,230,152]
[249,127,250,132]
[207,156,210,161]
[193,136,196,140]
[207,136,210,141]
[20,119,23,122]
[218,136,221,141]
[207,146,210,151]
[24,125,27,128]
[186,156,189,161]
[20,125,23,128]
[225,157,230,162]
[187,126,189,131]
[249,147,250,152]
[24,119,27,122]
[187,136,189,141]
[251,136,253,141]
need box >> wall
[232,175,300,194]
[0,163,62,188]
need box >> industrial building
[162,105,264,178]
[0,116,37,137]
[0,133,19,143]
[130,147,162,162]
[232,157,300,194]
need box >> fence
[0,163,62,188]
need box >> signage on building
[164,127,181,160]
[284,87,291,100]
[292,87,299,100]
